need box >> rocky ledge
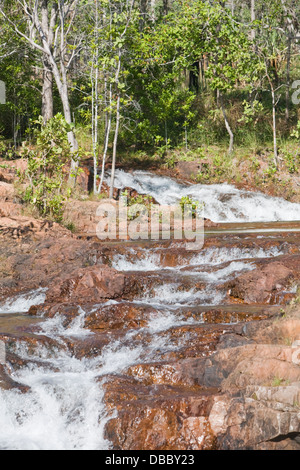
[0,165,300,450]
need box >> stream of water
[109,170,300,222]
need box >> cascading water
[108,170,300,222]
[0,171,299,450]
[0,288,47,315]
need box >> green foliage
[263,161,278,179]
[120,189,153,222]
[0,137,18,160]
[64,221,77,233]
[179,196,204,219]
[121,189,153,207]
[1,0,300,187]
[291,121,300,141]
[239,100,265,125]
[20,114,75,221]
[282,151,299,174]
[251,157,261,171]
[271,376,290,387]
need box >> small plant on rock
[179,196,204,219]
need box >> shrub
[20,114,75,221]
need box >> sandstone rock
[0,202,22,217]
[64,199,108,234]
[0,182,15,202]
[0,236,102,303]
[0,216,71,240]
[103,375,217,450]
[84,302,151,330]
[0,159,27,184]
[46,265,128,304]
[0,364,29,392]
[77,165,92,192]
[226,261,295,304]
[202,344,300,392]
[210,394,300,450]
[175,161,203,180]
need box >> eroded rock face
[0,182,15,202]
[0,202,22,217]
[46,266,129,304]
[100,304,300,450]
[0,189,300,450]
[210,388,300,450]
[0,216,72,242]
[226,258,300,304]
[0,159,27,184]
[0,364,29,392]
[103,375,217,450]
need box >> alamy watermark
[0,80,6,105]
[96,197,205,251]
[292,80,300,105]
[292,340,300,366]
[0,340,6,365]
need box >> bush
[20,114,75,221]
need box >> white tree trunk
[250,0,256,41]
[109,94,121,199]
[220,93,234,154]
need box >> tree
[0,0,84,184]
[252,0,293,166]
[86,0,137,197]
[163,1,258,154]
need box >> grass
[63,221,77,233]
[271,376,290,387]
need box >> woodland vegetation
[0,0,299,219]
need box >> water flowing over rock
[107,170,300,223]
[225,257,300,304]
[0,169,300,450]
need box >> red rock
[0,364,29,392]
[76,166,92,192]
[0,158,27,184]
[0,182,14,202]
[0,202,22,217]
[46,265,128,304]
[103,375,218,450]
[175,161,203,180]
[0,216,71,240]
[85,302,151,330]
[226,261,295,304]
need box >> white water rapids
[108,170,300,222]
[0,171,299,449]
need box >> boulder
[0,364,29,392]
[175,161,203,180]
[0,202,22,217]
[46,265,128,304]
[103,375,217,450]
[210,390,300,450]
[226,261,295,304]
[0,182,14,202]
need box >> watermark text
[0,341,6,365]
[96,197,205,250]
[0,80,6,105]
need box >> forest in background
[0,0,300,219]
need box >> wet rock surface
[0,185,300,449]
[225,257,300,304]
